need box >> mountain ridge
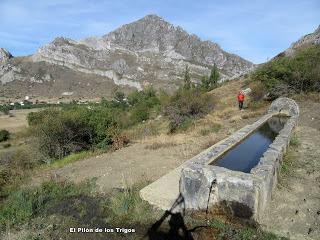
[1,14,254,100]
[284,25,320,56]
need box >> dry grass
[294,92,320,102]
[0,109,41,133]
[143,133,189,150]
[215,107,235,119]
[124,118,169,141]
[200,137,220,150]
[139,79,267,154]
[241,111,262,119]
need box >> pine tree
[200,75,210,91]
[183,65,192,90]
[209,63,219,89]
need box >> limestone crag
[285,25,320,55]
[0,49,23,84]
[0,48,13,63]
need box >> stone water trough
[180,97,299,221]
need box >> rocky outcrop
[0,49,21,84]
[0,48,13,63]
[285,25,320,55]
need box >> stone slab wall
[180,98,299,222]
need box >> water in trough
[211,115,288,173]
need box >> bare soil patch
[261,100,320,240]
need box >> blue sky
[0,0,319,63]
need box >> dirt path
[33,141,199,191]
[261,101,320,240]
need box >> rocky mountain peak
[103,14,189,52]
[0,48,13,63]
[141,14,165,22]
[51,37,79,46]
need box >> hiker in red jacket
[237,91,245,110]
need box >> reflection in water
[210,116,288,173]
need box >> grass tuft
[289,134,300,147]
[46,150,103,169]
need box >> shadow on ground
[145,194,207,240]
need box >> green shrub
[29,105,131,158]
[31,108,94,159]
[27,111,49,126]
[200,64,220,91]
[114,91,126,103]
[0,105,10,115]
[0,129,10,142]
[290,134,300,147]
[164,88,214,132]
[130,103,150,124]
[251,45,320,98]
[178,118,194,131]
[104,183,156,224]
[0,147,42,196]
[249,81,266,101]
[127,86,160,108]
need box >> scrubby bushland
[250,45,320,99]
[27,87,161,160]
[0,129,10,142]
[25,84,214,160]
[0,146,42,196]
[164,88,214,132]
[127,86,160,108]
[248,81,266,102]
[28,107,122,159]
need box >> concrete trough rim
[179,97,299,221]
